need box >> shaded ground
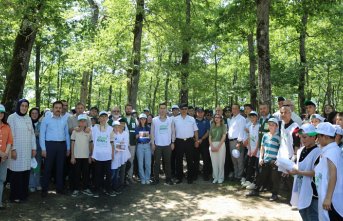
[1,180,301,221]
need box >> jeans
[0,160,8,206]
[29,150,42,189]
[299,199,319,221]
[136,143,151,183]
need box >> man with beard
[108,106,122,126]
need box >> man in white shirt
[273,99,302,126]
[174,103,199,184]
[228,104,246,180]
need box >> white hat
[172,105,179,109]
[315,122,336,137]
[139,113,147,119]
[231,149,240,159]
[334,125,343,136]
[112,121,120,126]
[77,114,88,121]
[299,124,317,136]
[99,111,108,116]
[248,111,258,116]
[268,118,279,126]
[31,157,38,169]
[310,114,325,122]
[0,104,5,113]
[143,108,150,112]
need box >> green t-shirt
[210,125,227,142]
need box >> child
[314,122,343,220]
[70,114,92,197]
[289,124,321,221]
[242,111,260,189]
[91,111,116,198]
[246,118,281,201]
[336,112,343,129]
[310,114,325,127]
[135,114,151,184]
[111,120,130,192]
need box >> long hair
[211,114,224,129]
[0,112,8,125]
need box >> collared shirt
[228,113,246,141]
[40,114,71,151]
[174,115,198,139]
[0,123,13,152]
[196,118,210,138]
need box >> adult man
[304,100,317,123]
[122,104,138,182]
[170,104,179,177]
[67,102,92,134]
[258,103,271,149]
[205,109,213,122]
[108,106,121,126]
[143,108,150,116]
[171,105,179,117]
[194,107,211,181]
[227,104,246,180]
[40,101,70,197]
[150,102,175,185]
[273,99,302,126]
[174,103,199,184]
[60,100,71,123]
[89,106,99,126]
[188,106,195,118]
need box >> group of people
[0,97,342,221]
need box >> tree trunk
[247,33,258,109]
[256,0,272,107]
[35,44,41,109]
[164,52,172,103]
[214,49,219,108]
[179,0,191,104]
[80,71,90,104]
[127,0,145,109]
[152,76,160,116]
[107,85,112,111]
[2,18,38,112]
[298,12,308,114]
[87,72,93,109]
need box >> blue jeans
[0,160,8,206]
[299,198,319,221]
[29,150,42,188]
[136,143,151,183]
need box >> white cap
[77,114,88,121]
[112,121,120,126]
[231,149,240,159]
[299,123,317,136]
[143,108,150,112]
[0,104,5,113]
[268,118,279,126]
[31,158,38,169]
[248,111,258,116]
[315,122,336,137]
[139,113,147,119]
[310,114,325,122]
[99,111,108,116]
[172,105,179,109]
[334,125,343,136]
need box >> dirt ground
[1,179,301,221]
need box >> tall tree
[127,0,145,108]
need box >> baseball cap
[139,113,147,119]
[315,122,336,137]
[112,121,120,126]
[304,100,317,107]
[99,111,108,116]
[298,124,317,136]
[196,107,204,112]
[0,104,6,113]
[232,149,240,159]
[310,114,325,122]
[179,103,188,109]
[334,125,343,136]
[77,114,88,121]
[172,105,179,109]
[278,96,286,102]
[248,111,258,116]
[143,108,150,112]
[268,117,279,126]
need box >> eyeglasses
[112,110,119,113]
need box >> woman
[0,104,13,209]
[7,99,36,202]
[323,104,337,124]
[209,114,227,184]
[135,114,151,184]
[29,107,42,192]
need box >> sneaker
[164,180,174,186]
[82,189,94,196]
[92,192,100,198]
[105,191,116,197]
[141,181,146,185]
[218,180,224,184]
[246,183,256,190]
[71,190,81,197]
[29,187,36,193]
[242,181,252,187]
[145,181,150,185]
[240,177,246,184]
[212,179,218,184]
[269,194,278,201]
[36,186,42,191]
[246,190,259,197]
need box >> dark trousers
[42,141,66,192]
[193,138,211,179]
[329,204,343,221]
[256,161,281,195]
[224,138,234,177]
[246,156,258,182]
[94,160,111,192]
[9,170,30,201]
[154,145,172,181]
[71,158,90,191]
[175,138,195,181]
[171,149,176,177]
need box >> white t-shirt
[91,125,114,161]
[152,116,173,146]
[248,123,260,156]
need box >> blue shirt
[135,126,151,143]
[40,115,71,151]
[196,118,210,138]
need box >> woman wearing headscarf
[7,99,36,202]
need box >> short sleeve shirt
[135,126,151,143]
[71,130,92,158]
[210,125,226,142]
[174,115,198,139]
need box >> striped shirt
[262,132,280,162]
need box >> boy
[70,114,92,197]
[310,114,325,127]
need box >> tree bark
[298,12,308,114]
[180,0,191,104]
[214,49,219,108]
[80,71,90,104]
[164,52,172,103]
[127,0,145,109]
[35,44,41,109]
[87,72,93,109]
[256,0,272,107]
[247,33,258,109]
[107,85,112,111]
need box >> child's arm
[70,140,76,164]
[259,145,265,166]
[323,159,337,211]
